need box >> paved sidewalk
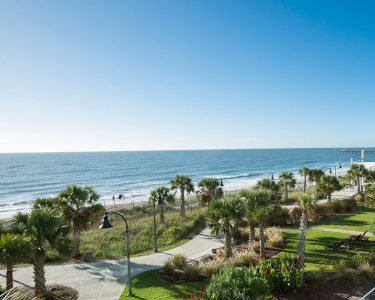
[0,229,224,300]
[311,227,374,236]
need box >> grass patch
[313,206,375,233]
[119,270,207,300]
[280,228,374,271]
[80,208,206,260]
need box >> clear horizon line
[0,146,373,154]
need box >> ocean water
[0,148,370,217]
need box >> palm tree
[364,184,375,207]
[308,169,324,187]
[0,233,30,290]
[318,175,341,201]
[299,167,310,192]
[35,185,103,255]
[296,193,316,275]
[170,175,194,218]
[253,207,270,258]
[196,177,223,206]
[13,208,71,295]
[207,196,244,258]
[348,164,368,193]
[278,171,296,201]
[365,170,375,183]
[149,186,175,223]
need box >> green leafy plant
[172,253,187,270]
[205,267,270,300]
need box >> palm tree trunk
[6,262,13,290]
[160,204,164,224]
[73,225,81,256]
[225,231,232,258]
[328,192,332,201]
[259,223,265,258]
[180,188,185,218]
[34,253,46,296]
[303,175,307,192]
[285,186,289,201]
[297,210,308,275]
[248,222,255,245]
[357,176,361,193]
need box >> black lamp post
[152,195,164,253]
[100,211,132,296]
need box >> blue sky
[1,0,375,152]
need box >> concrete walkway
[311,227,374,237]
[0,229,224,300]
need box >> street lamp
[153,195,164,253]
[328,163,342,178]
[99,211,132,296]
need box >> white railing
[361,286,375,300]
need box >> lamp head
[339,163,342,169]
[270,174,274,181]
[157,195,164,205]
[329,168,332,174]
[220,179,224,187]
[99,213,113,229]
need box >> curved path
[0,229,224,300]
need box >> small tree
[318,175,341,201]
[13,208,71,295]
[207,196,244,258]
[0,233,30,290]
[278,171,296,201]
[365,184,375,207]
[255,178,280,202]
[308,169,324,187]
[196,177,223,206]
[296,193,316,275]
[299,167,310,192]
[149,186,175,223]
[348,164,368,193]
[170,175,194,218]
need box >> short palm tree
[253,207,269,258]
[170,175,194,218]
[318,175,341,201]
[348,164,368,193]
[239,189,272,245]
[207,196,244,258]
[13,208,71,295]
[365,184,375,207]
[35,185,102,255]
[149,186,175,223]
[0,233,30,290]
[196,177,223,206]
[299,167,310,192]
[278,171,296,201]
[296,193,316,275]
[308,168,324,187]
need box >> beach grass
[80,207,207,260]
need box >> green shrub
[354,193,364,204]
[358,262,375,280]
[334,268,358,284]
[229,249,258,267]
[172,253,187,270]
[255,257,303,291]
[183,264,201,282]
[267,206,289,226]
[304,268,328,284]
[205,267,270,300]
[200,257,226,277]
[342,198,357,212]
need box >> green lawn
[119,270,207,300]
[280,228,374,271]
[312,207,375,233]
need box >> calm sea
[0,148,370,217]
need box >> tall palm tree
[0,233,30,290]
[35,185,102,255]
[13,208,71,295]
[196,177,223,206]
[278,171,296,201]
[207,196,244,258]
[296,193,316,275]
[299,167,310,192]
[170,175,194,218]
[253,207,270,258]
[348,164,368,193]
[149,186,175,223]
[318,175,341,201]
[308,168,324,187]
